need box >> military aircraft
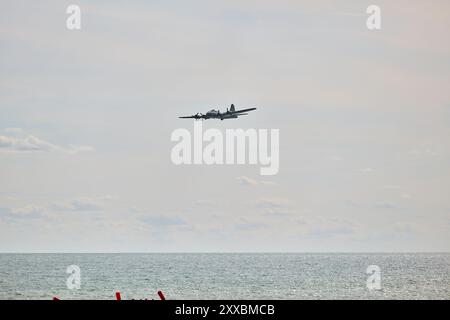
[179,104,257,120]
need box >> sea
[0,253,449,300]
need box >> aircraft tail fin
[230,104,235,112]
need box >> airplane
[179,104,257,121]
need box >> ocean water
[0,253,449,300]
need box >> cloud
[66,145,95,154]
[347,200,402,210]
[0,206,45,221]
[235,222,269,231]
[408,148,440,157]
[139,215,186,226]
[69,199,102,211]
[128,206,185,227]
[237,176,259,186]
[0,135,58,152]
[254,197,296,217]
[51,196,115,212]
[308,227,354,238]
[0,196,116,223]
[256,197,291,209]
[237,176,277,187]
[0,135,94,154]
[300,216,358,238]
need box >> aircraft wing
[230,107,257,114]
[179,113,205,119]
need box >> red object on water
[52,290,164,300]
[157,290,165,300]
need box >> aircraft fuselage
[205,110,238,120]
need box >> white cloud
[237,176,277,187]
[0,135,58,152]
[66,145,95,154]
[408,148,440,157]
[0,135,94,154]
[0,205,45,221]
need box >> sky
[0,0,449,252]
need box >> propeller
[194,112,204,120]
